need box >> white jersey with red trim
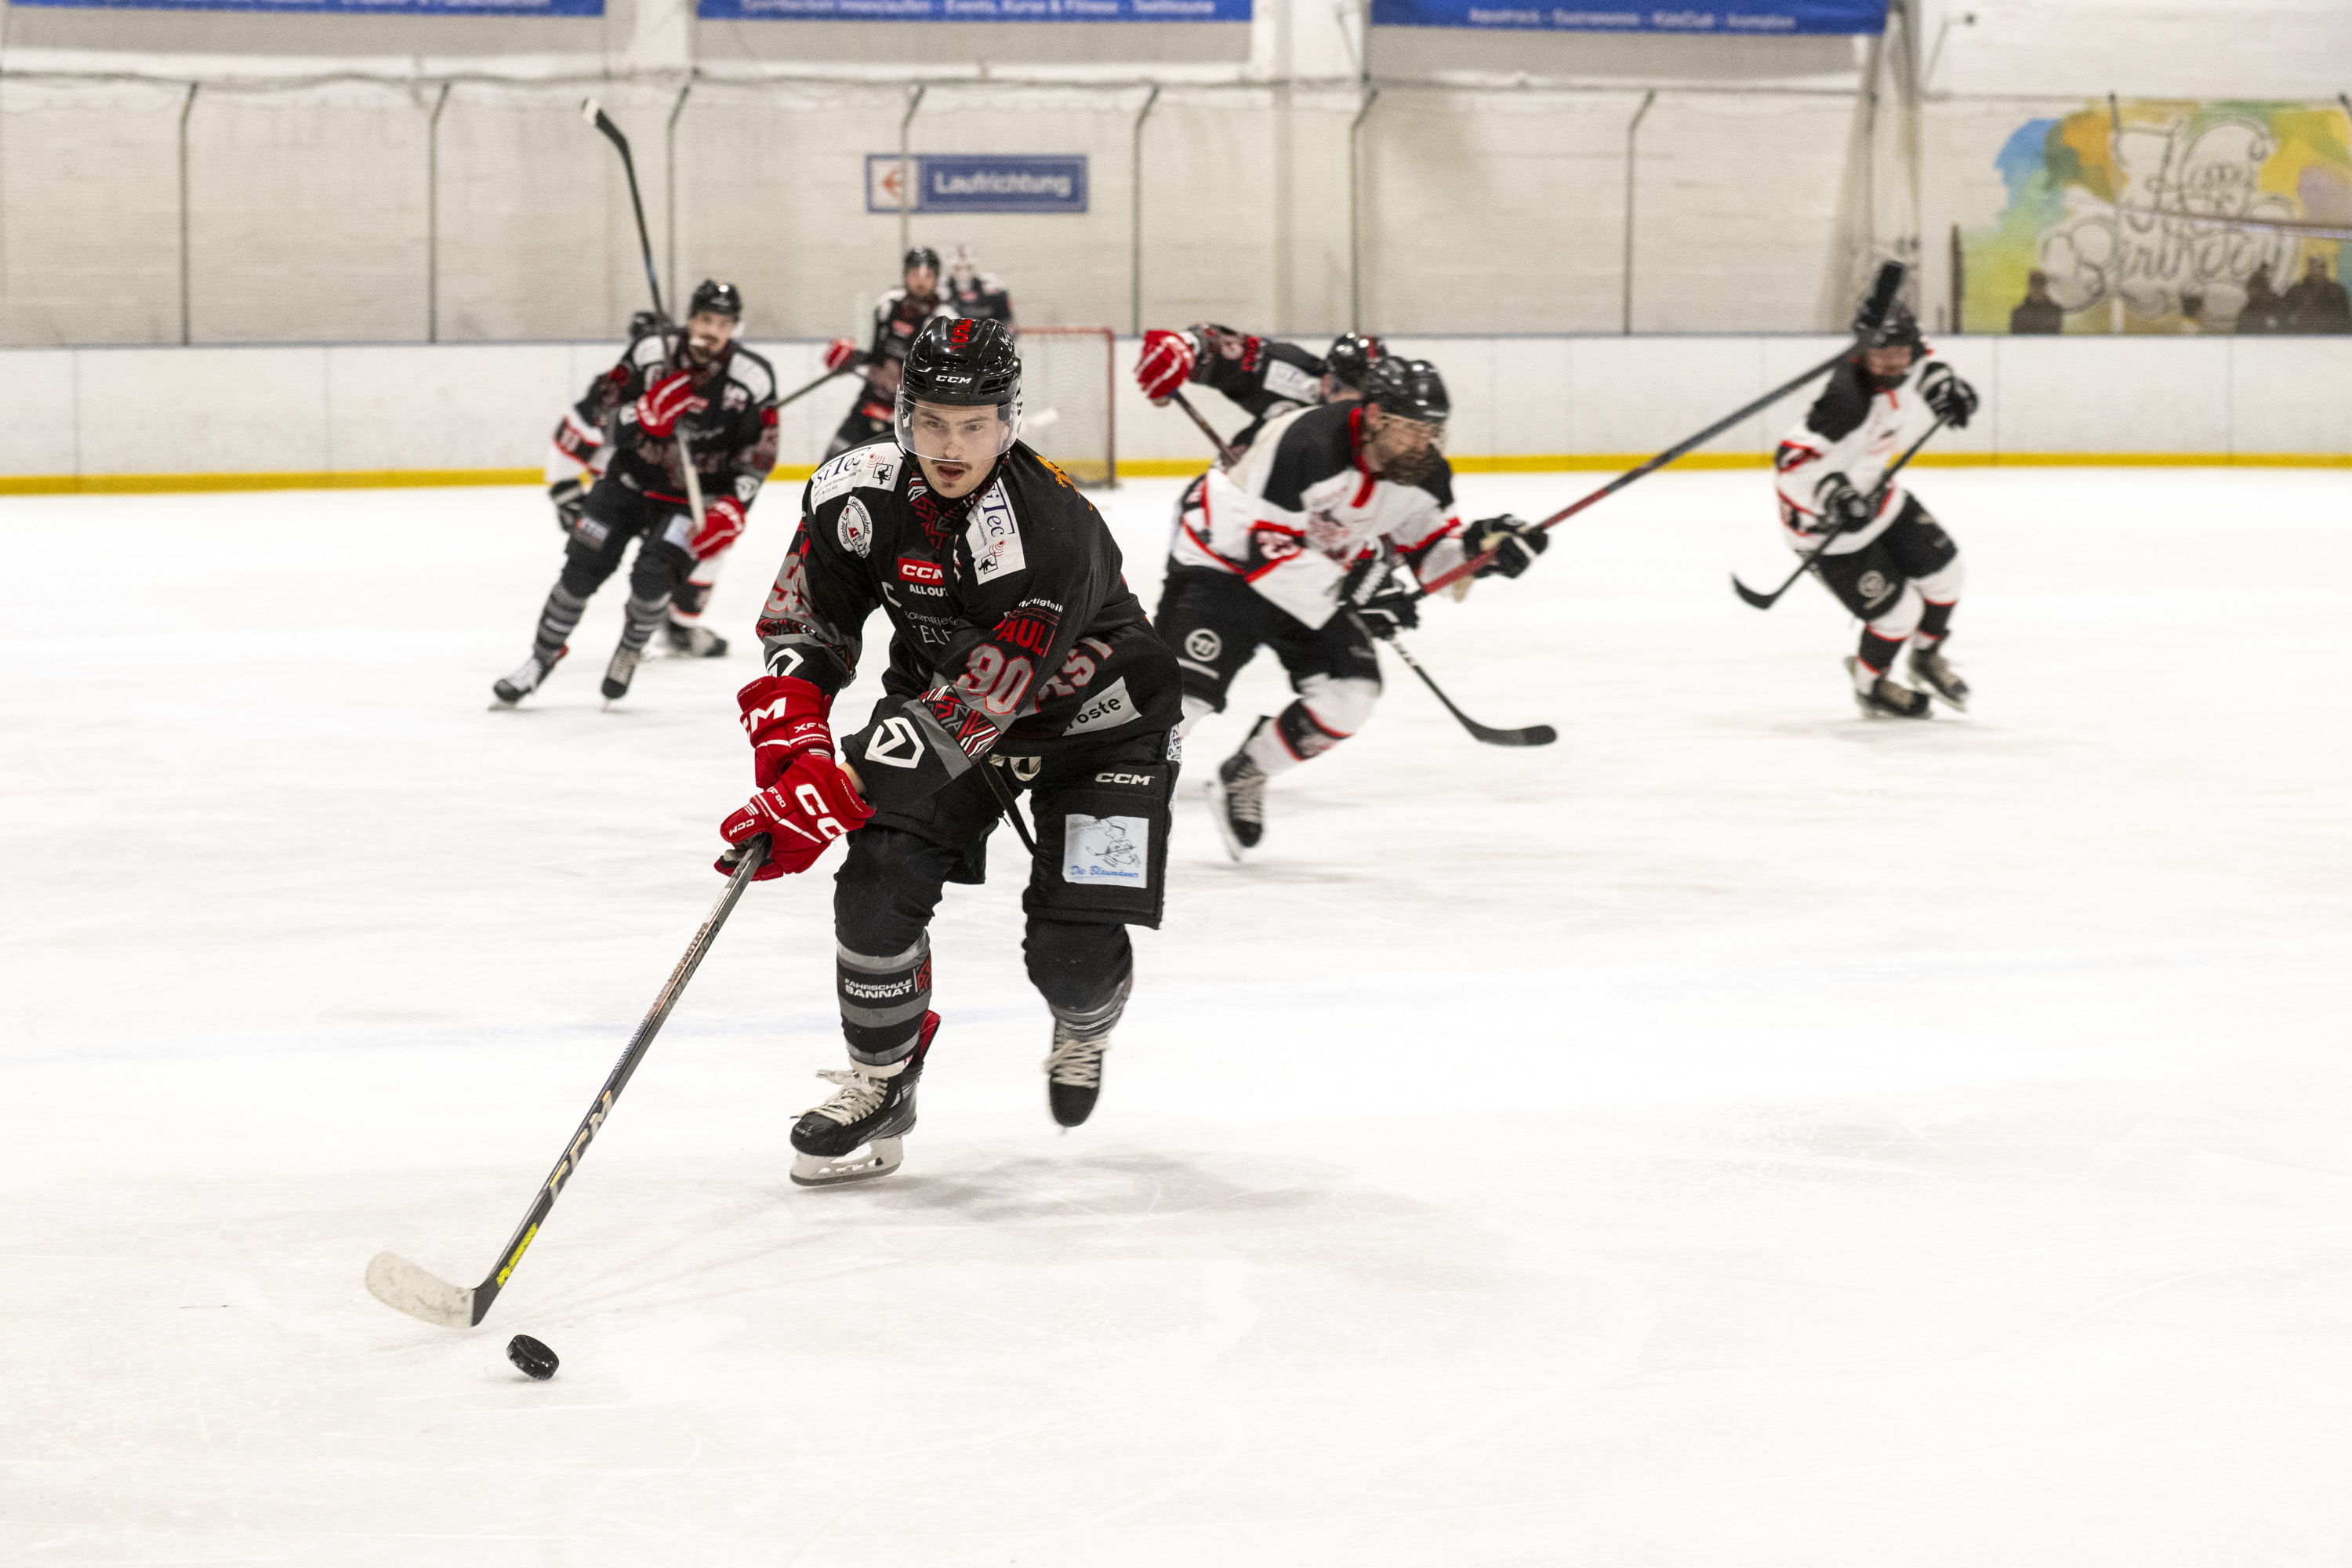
[1171,401,1465,628]
[1772,358,1929,556]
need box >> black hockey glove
[550,476,588,535]
[1462,514,1548,579]
[1352,590,1421,641]
[1918,362,1978,430]
[1813,473,1875,534]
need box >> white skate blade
[365,1250,475,1329]
[790,1136,905,1188]
[1203,779,1246,862]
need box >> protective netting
[1016,327,1116,487]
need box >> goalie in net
[1011,326,1116,487]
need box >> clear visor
[895,393,1021,464]
[1385,413,1448,453]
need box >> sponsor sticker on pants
[1062,814,1149,888]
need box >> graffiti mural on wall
[1962,101,2352,332]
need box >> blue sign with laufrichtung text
[706,0,1243,19]
[866,155,1090,216]
[1367,0,1882,31]
[13,0,597,13]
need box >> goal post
[1016,326,1116,487]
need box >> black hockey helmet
[1323,332,1385,392]
[627,309,663,342]
[1857,297,1925,354]
[896,315,1022,462]
[1362,356,1450,426]
[904,246,943,275]
[688,279,742,319]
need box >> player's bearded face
[1365,407,1445,485]
[1863,343,1914,383]
[684,311,737,365]
[907,266,939,300]
[908,401,1006,499]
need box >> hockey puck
[506,1334,560,1381]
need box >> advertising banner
[1962,100,2352,332]
[1366,0,1882,33]
[13,0,597,13]
[704,0,1243,20]
[866,154,1089,216]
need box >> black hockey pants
[829,723,1179,1065]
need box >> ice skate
[1907,644,1969,711]
[601,644,644,702]
[1043,977,1128,1129]
[1207,744,1268,859]
[664,619,728,659]
[789,1012,937,1187]
[1844,656,1931,720]
[492,645,566,706]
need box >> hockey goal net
[1017,326,1116,487]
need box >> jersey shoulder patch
[728,347,778,404]
[1261,357,1323,406]
[967,477,1027,583]
[627,336,668,373]
[810,444,904,508]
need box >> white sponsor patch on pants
[1062,814,1150,887]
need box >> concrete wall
[3,334,2347,488]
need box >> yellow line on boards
[3,454,2349,497]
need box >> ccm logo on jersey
[1093,770,1158,787]
[898,557,945,584]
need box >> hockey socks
[836,934,932,1066]
[532,583,588,662]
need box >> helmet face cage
[894,390,1022,465]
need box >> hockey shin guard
[532,584,588,662]
[836,935,933,1066]
[617,591,670,655]
[1024,921,1132,1036]
[1911,557,1965,644]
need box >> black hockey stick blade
[1858,260,1906,336]
[581,97,629,154]
[365,833,772,1330]
[1365,618,1556,747]
[1730,562,1806,610]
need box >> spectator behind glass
[2177,291,2205,334]
[2238,265,2285,335]
[2009,270,2064,334]
[2281,255,2352,334]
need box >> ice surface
[3,467,2349,1565]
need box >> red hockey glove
[1135,329,1197,403]
[635,369,707,439]
[822,337,862,374]
[717,753,873,880]
[737,673,834,789]
[689,494,746,560]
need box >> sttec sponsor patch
[966,480,1026,583]
[1060,677,1138,735]
[810,445,902,508]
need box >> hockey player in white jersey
[1772,300,1979,717]
[1151,357,1548,855]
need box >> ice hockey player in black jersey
[1152,356,1548,856]
[942,245,1016,330]
[543,310,739,659]
[1135,325,1386,455]
[1773,299,1980,717]
[820,247,958,461]
[716,315,1181,1185]
[495,281,781,706]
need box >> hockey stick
[365,833,772,1330]
[1346,610,1557,748]
[581,97,706,530]
[1731,414,1947,610]
[1416,261,1908,598]
[979,760,1041,855]
[778,364,858,412]
[1167,390,1240,468]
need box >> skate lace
[1044,1032,1108,1088]
[1222,764,1266,825]
[807,1066,890,1126]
